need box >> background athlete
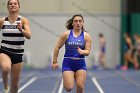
[98,33,106,68]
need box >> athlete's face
[72,16,84,30]
[7,0,20,13]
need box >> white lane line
[58,79,63,93]
[52,78,62,93]
[92,77,104,93]
[0,78,2,82]
[18,77,37,93]
[20,72,36,82]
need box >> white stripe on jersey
[4,21,21,25]
[64,57,85,59]
[2,36,24,41]
[2,29,22,33]
[1,43,24,49]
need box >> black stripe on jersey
[1,46,24,53]
[17,17,20,21]
[2,25,17,29]
[1,40,24,45]
[5,17,20,21]
[2,25,25,30]
[5,17,8,21]
[3,33,24,37]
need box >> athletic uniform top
[124,38,132,52]
[125,42,130,49]
[64,29,85,58]
[135,42,140,51]
[100,40,106,53]
[0,16,25,55]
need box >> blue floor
[0,67,140,93]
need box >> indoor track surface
[0,67,140,93]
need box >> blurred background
[0,0,140,69]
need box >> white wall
[0,14,120,68]
[0,0,120,14]
[0,0,121,68]
[15,14,120,68]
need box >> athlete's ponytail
[66,18,73,30]
[66,14,84,31]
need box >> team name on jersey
[68,41,83,46]
[2,25,17,29]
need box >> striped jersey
[0,16,25,54]
[64,29,85,58]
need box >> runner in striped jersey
[0,0,31,93]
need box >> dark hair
[66,14,84,30]
[99,33,104,37]
[125,32,131,38]
[7,0,20,8]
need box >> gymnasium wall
[0,0,121,14]
[0,0,121,68]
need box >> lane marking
[0,78,2,82]
[115,71,140,89]
[20,72,36,83]
[58,79,63,93]
[92,77,104,93]
[18,77,37,93]
[52,78,62,93]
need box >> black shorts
[0,48,23,64]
